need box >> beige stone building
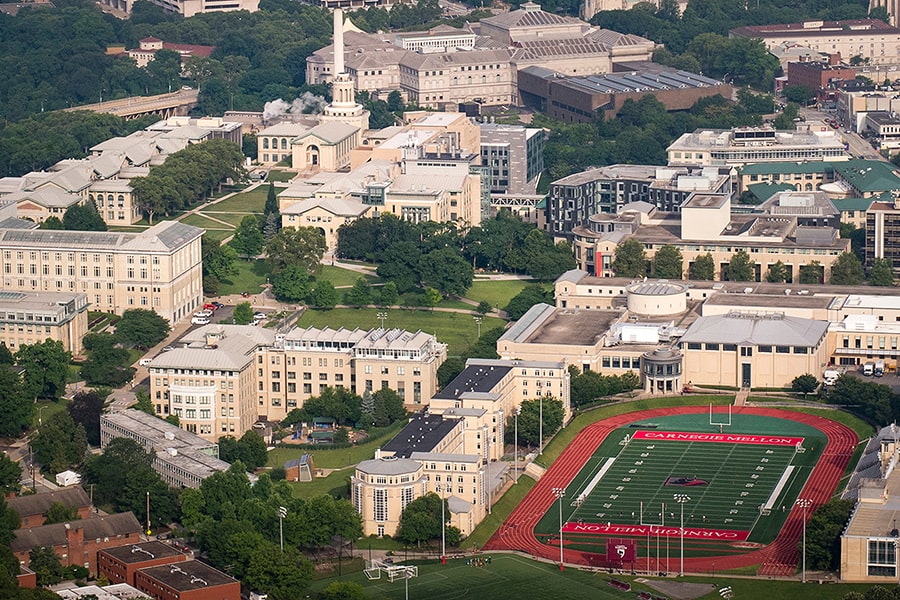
[290,122,360,172]
[0,221,203,324]
[281,197,370,251]
[571,193,849,283]
[257,123,310,167]
[0,291,89,354]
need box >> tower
[322,8,369,130]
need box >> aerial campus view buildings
[8,0,900,595]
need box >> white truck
[823,369,840,386]
[863,362,875,376]
[875,360,886,377]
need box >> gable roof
[11,512,142,553]
[7,487,91,518]
[680,313,829,347]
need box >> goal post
[709,404,732,428]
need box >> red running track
[483,406,858,575]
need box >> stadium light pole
[552,487,566,571]
[674,494,690,577]
[435,484,446,564]
[484,424,491,515]
[473,315,483,338]
[278,506,287,552]
[796,498,812,583]
[377,311,388,329]
[539,396,543,456]
[514,407,521,483]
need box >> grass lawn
[33,399,67,427]
[199,229,233,243]
[283,469,351,498]
[180,213,235,230]
[465,279,540,308]
[316,265,378,288]
[210,187,268,213]
[216,259,272,296]
[265,170,295,183]
[308,552,874,600]
[266,423,404,470]
[295,308,504,356]
[199,211,256,227]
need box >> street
[799,106,887,161]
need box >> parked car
[253,312,267,320]
[212,301,224,309]
[161,346,175,352]
[191,316,210,325]
[203,303,219,311]
[139,358,153,367]
[194,310,213,318]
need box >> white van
[863,362,875,376]
[191,316,210,325]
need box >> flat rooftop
[525,309,617,346]
[100,541,185,564]
[704,293,834,309]
[382,414,462,457]
[138,560,235,591]
[434,363,511,400]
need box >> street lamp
[278,506,287,552]
[37,405,48,426]
[435,485,447,564]
[473,315,483,338]
[483,424,491,514]
[377,311,388,329]
[539,395,544,456]
[552,487,566,570]
[796,498,812,583]
[674,494,691,577]
[514,406,521,483]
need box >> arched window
[263,138,269,149]
[281,138,287,150]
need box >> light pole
[473,316,483,338]
[377,311,388,328]
[539,395,543,456]
[514,406,521,483]
[38,405,48,426]
[674,494,690,577]
[435,485,446,564]
[483,424,491,514]
[552,487,566,570]
[278,506,287,552]
[797,498,812,583]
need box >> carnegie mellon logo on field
[664,476,709,487]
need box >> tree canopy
[114,309,171,349]
[612,239,647,277]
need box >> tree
[830,252,865,285]
[218,430,268,471]
[418,248,474,296]
[724,250,755,282]
[372,388,407,427]
[271,264,312,302]
[422,287,442,310]
[320,581,368,600]
[16,339,70,400]
[799,261,824,284]
[265,227,326,275]
[395,492,448,547]
[521,230,575,281]
[376,241,422,293]
[203,236,239,292]
[31,412,88,473]
[265,181,279,216]
[806,498,853,571]
[437,357,466,389]
[312,280,338,309]
[29,547,64,586]
[345,277,372,307]
[515,396,565,447]
[378,281,399,306]
[475,300,493,315]
[612,239,647,277]
[234,302,254,325]
[826,375,893,424]
[41,216,64,230]
[689,253,716,280]
[83,437,152,508]
[114,309,171,349]
[651,245,683,279]
[231,215,265,259]
[80,333,134,387]
[0,344,12,365]
[245,544,314,600]
[67,389,108,446]
[0,454,21,495]
[782,84,815,104]
[0,365,33,436]
[765,260,789,283]
[791,374,819,398]
[63,202,107,231]
[869,257,895,286]
[263,213,280,242]
[44,501,80,524]
[504,285,553,321]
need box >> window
[776,346,791,354]
[687,343,701,350]
[868,540,896,577]
[758,345,772,353]
[374,489,388,522]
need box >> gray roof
[297,122,359,144]
[680,313,829,347]
[356,457,421,476]
[555,269,588,284]
[11,512,142,553]
[149,324,276,370]
[0,220,201,253]
[382,414,463,457]
[7,486,91,518]
[137,560,236,591]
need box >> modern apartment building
[0,221,203,324]
[0,291,89,354]
[479,123,544,195]
[547,164,732,238]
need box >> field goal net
[364,560,418,582]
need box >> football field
[534,413,826,550]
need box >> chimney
[334,9,345,76]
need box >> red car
[203,303,220,311]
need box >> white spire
[334,8,345,76]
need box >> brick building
[10,512,142,575]
[6,486,92,527]
[98,541,189,586]
[134,560,240,600]
[786,58,856,103]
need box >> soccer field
[534,413,826,549]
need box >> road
[799,106,887,161]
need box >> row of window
[684,342,810,354]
